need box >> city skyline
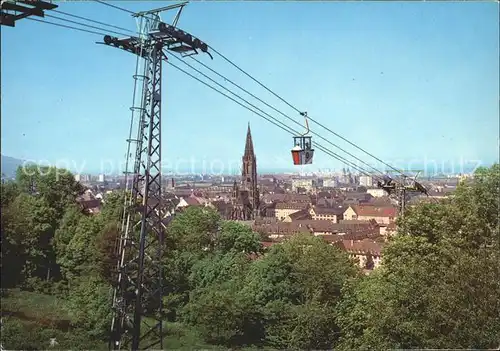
[2,2,499,173]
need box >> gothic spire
[244,122,255,158]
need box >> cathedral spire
[244,122,255,158]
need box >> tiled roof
[313,205,347,216]
[262,193,311,204]
[316,198,340,208]
[306,220,338,233]
[288,209,312,220]
[252,221,310,235]
[319,234,343,243]
[275,202,309,210]
[173,189,192,197]
[337,238,384,256]
[183,196,201,206]
[79,199,101,210]
[350,205,397,218]
[316,191,337,199]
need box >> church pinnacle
[244,122,255,158]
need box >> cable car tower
[377,170,428,217]
[99,2,212,349]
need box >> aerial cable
[166,59,378,178]
[187,55,386,178]
[92,0,136,15]
[26,17,108,36]
[52,9,138,36]
[28,14,384,178]
[90,1,419,179]
[168,53,380,178]
[208,46,409,178]
[45,14,132,37]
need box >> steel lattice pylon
[108,10,170,350]
[101,3,210,348]
[110,39,165,350]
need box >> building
[230,124,260,220]
[309,205,346,223]
[343,205,397,225]
[367,187,386,198]
[98,174,106,183]
[291,179,314,192]
[359,175,373,187]
[322,178,338,188]
[75,174,91,183]
[275,202,309,221]
[336,238,384,270]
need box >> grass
[1,289,231,350]
[1,288,71,329]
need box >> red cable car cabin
[291,136,314,165]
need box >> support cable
[207,46,409,178]
[26,17,108,36]
[90,0,423,181]
[52,9,137,35]
[45,13,132,37]
[186,55,386,178]
[88,0,411,179]
[165,59,378,178]
[93,0,136,15]
[27,15,387,179]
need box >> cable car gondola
[291,112,314,165]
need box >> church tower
[241,123,259,219]
[230,123,259,220]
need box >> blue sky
[2,1,499,175]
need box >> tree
[181,281,263,347]
[166,206,220,253]
[15,165,83,220]
[95,221,120,285]
[246,235,358,349]
[100,191,124,223]
[2,193,58,288]
[57,215,101,283]
[337,164,500,349]
[53,205,85,261]
[189,234,359,349]
[65,275,112,339]
[215,221,262,254]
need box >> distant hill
[1,155,27,178]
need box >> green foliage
[95,221,120,284]
[1,318,106,350]
[2,164,498,350]
[167,206,220,252]
[337,164,500,349]
[15,165,83,220]
[65,276,112,339]
[57,215,101,282]
[0,180,19,208]
[182,283,263,347]
[241,235,358,349]
[216,221,262,254]
[53,205,84,260]
[100,190,124,223]
[182,234,358,349]
[189,251,252,290]
[2,193,58,287]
